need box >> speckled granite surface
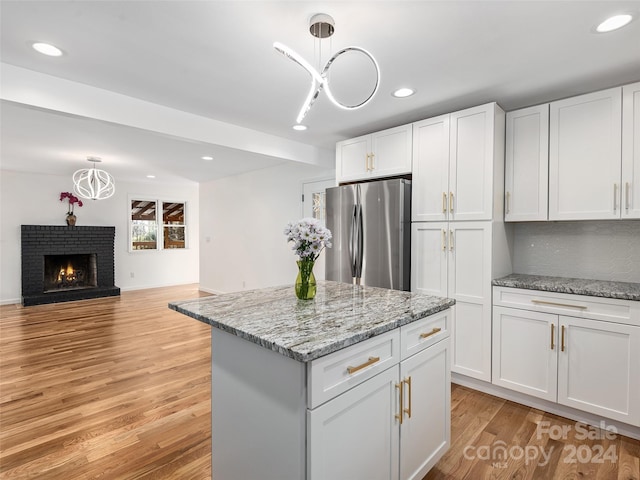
[169,281,455,362]
[493,274,640,301]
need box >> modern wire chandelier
[73,156,115,200]
[274,13,380,125]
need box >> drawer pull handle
[347,356,380,375]
[420,327,442,339]
[561,325,566,352]
[550,323,555,350]
[395,382,403,424]
[531,300,587,310]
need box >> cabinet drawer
[400,310,450,360]
[307,329,400,409]
[493,287,638,326]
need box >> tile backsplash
[512,220,640,283]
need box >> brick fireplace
[21,225,120,306]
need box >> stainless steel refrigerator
[325,178,411,291]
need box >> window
[131,200,158,250]
[162,202,185,249]
[130,199,187,251]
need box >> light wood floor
[1,286,639,479]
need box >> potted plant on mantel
[60,192,83,226]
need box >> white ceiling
[1,1,640,184]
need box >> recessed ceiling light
[146,175,156,179]
[293,124,307,131]
[392,88,415,98]
[32,42,63,56]
[201,155,214,161]
[596,14,633,33]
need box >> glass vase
[295,260,316,300]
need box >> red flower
[60,191,83,214]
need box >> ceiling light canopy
[274,13,380,125]
[32,42,63,56]
[73,157,115,200]
[596,14,633,32]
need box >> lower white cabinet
[492,288,640,427]
[308,313,451,480]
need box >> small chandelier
[73,156,115,200]
[274,13,380,124]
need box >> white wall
[199,162,334,294]
[0,170,199,304]
[512,220,640,283]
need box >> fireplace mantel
[21,225,120,306]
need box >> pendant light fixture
[73,156,115,200]
[274,13,380,125]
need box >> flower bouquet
[284,218,332,299]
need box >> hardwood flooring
[1,285,212,479]
[1,285,639,479]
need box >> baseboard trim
[452,373,640,440]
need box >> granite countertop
[492,274,640,302]
[169,281,455,362]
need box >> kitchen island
[170,280,455,480]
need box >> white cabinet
[622,81,640,218]
[308,366,400,480]
[412,222,495,381]
[492,306,558,402]
[336,124,412,183]
[308,311,451,480]
[549,87,623,220]
[412,103,504,222]
[492,287,640,427]
[504,104,549,221]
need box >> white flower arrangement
[284,217,332,261]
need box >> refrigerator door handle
[355,202,364,280]
[349,204,360,278]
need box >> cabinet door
[412,115,450,222]
[336,134,370,183]
[549,87,622,220]
[308,366,400,480]
[558,316,640,426]
[505,104,549,221]
[411,222,448,297]
[449,104,496,221]
[492,306,558,402]
[622,81,640,219]
[449,222,492,381]
[371,124,413,179]
[399,338,450,480]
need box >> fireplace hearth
[21,225,120,306]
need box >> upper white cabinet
[412,103,504,222]
[622,81,640,219]
[504,104,549,221]
[336,124,412,183]
[548,87,623,220]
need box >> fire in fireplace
[44,254,97,292]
